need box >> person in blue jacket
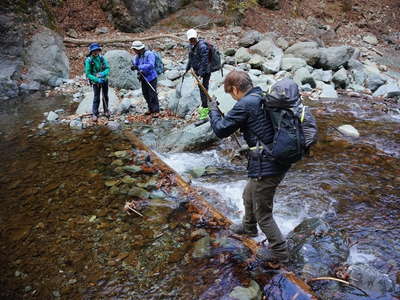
[130,41,160,117]
[208,70,291,265]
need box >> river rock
[294,67,316,88]
[159,122,218,152]
[76,88,120,115]
[104,0,185,32]
[104,50,140,90]
[107,121,121,131]
[230,280,262,300]
[263,273,315,299]
[192,235,211,258]
[372,83,400,97]
[312,69,332,83]
[238,30,264,48]
[69,119,83,130]
[46,111,58,122]
[166,70,181,81]
[332,68,349,89]
[25,28,69,86]
[167,76,200,117]
[287,218,349,279]
[248,54,264,69]
[224,48,236,56]
[235,47,251,63]
[337,124,360,138]
[318,46,354,70]
[276,37,289,50]
[366,72,386,92]
[317,81,337,98]
[348,263,395,295]
[285,41,320,66]
[280,57,307,71]
[363,34,379,45]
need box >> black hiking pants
[243,174,288,258]
[141,78,159,113]
[198,73,211,108]
[92,81,109,116]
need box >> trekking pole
[138,71,157,94]
[190,69,241,148]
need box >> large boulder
[285,42,321,66]
[76,88,121,115]
[250,38,283,74]
[25,28,69,86]
[103,0,186,32]
[158,122,219,152]
[167,76,201,118]
[104,50,140,90]
[238,30,264,48]
[287,218,349,279]
[0,56,22,100]
[318,46,355,70]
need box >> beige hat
[186,29,198,40]
[131,41,145,50]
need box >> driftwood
[64,34,186,46]
[123,130,317,298]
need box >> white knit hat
[131,40,145,50]
[186,29,198,40]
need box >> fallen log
[123,130,317,298]
[64,34,186,46]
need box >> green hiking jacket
[84,55,110,83]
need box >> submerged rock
[287,218,349,279]
[230,280,262,300]
[337,125,360,138]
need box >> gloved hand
[98,78,105,84]
[207,96,219,111]
[97,71,105,78]
[131,65,138,71]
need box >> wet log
[123,130,317,298]
[64,34,186,46]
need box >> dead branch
[307,277,369,296]
[64,34,186,46]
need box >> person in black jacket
[185,29,211,121]
[208,70,290,264]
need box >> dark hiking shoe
[194,118,208,127]
[104,111,110,118]
[230,223,258,237]
[144,111,152,116]
[255,246,289,266]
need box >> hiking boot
[230,223,258,237]
[198,107,210,120]
[104,111,110,118]
[92,115,98,122]
[144,111,152,116]
[255,246,289,265]
[152,113,159,118]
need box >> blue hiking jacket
[209,87,290,177]
[133,50,157,82]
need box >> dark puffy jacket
[186,39,210,77]
[209,87,290,178]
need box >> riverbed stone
[104,50,140,90]
[332,68,349,89]
[287,218,349,279]
[318,46,355,70]
[192,235,211,258]
[76,88,120,115]
[285,41,320,66]
[337,124,360,138]
[348,263,395,295]
[69,119,83,130]
[239,30,264,48]
[294,67,315,88]
[366,72,386,92]
[312,69,332,83]
[280,57,307,71]
[230,280,262,300]
[316,81,337,98]
[235,47,251,63]
[46,111,58,122]
[363,34,379,45]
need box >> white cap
[186,29,198,40]
[131,40,145,50]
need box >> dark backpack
[205,42,223,75]
[251,78,318,165]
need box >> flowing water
[0,92,399,299]
[159,96,400,297]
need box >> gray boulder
[332,68,349,89]
[76,88,120,115]
[372,83,400,97]
[312,69,332,83]
[280,57,307,71]
[316,81,338,98]
[318,46,355,70]
[366,72,386,92]
[25,28,69,86]
[165,70,181,81]
[235,47,251,63]
[294,67,316,88]
[0,56,22,100]
[250,39,283,74]
[104,50,140,90]
[348,264,395,295]
[238,30,264,48]
[167,76,200,117]
[104,0,186,32]
[287,218,349,279]
[276,37,289,50]
[363,34,379,45]
[159,122,219,152]
[285,42,320,66]
[248,54,265,69]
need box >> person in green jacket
[84,43,110,121]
